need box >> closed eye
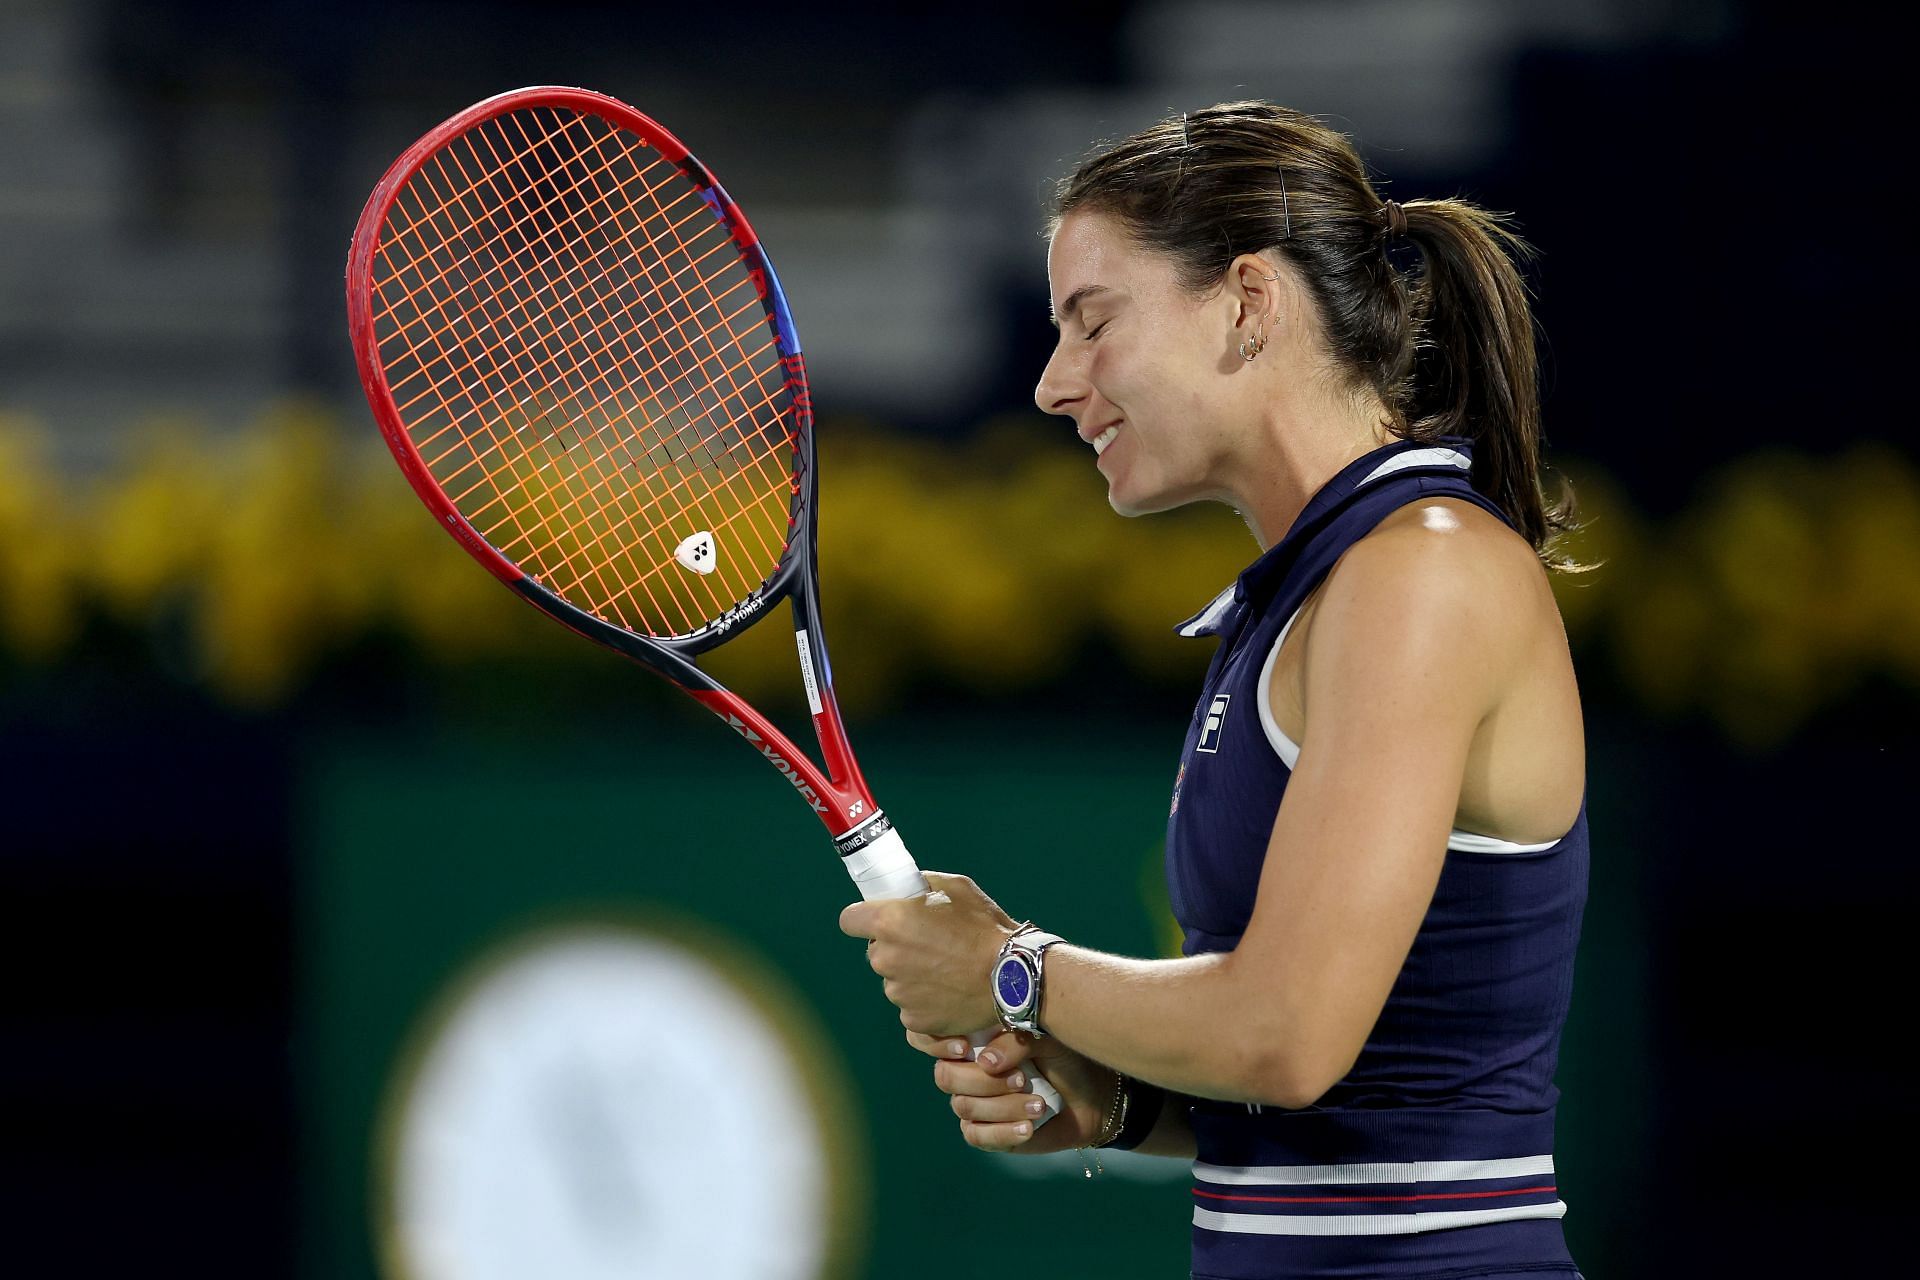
[1086,320,1110,341]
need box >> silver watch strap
[996,926,1066,1034]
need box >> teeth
[1091,424,1120,456]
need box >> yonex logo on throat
[723,713,828,813]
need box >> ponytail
[1398,200,1589,572]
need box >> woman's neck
[1231,400,1399,551]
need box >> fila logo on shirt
[1196,694,1231,754]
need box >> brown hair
[1052,100,1590,573]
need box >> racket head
[346,85,816,666]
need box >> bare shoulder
[1342,498,1543,601]
[1290,497,1582,847]
[1306,498,1551,681]
[1371,496,1540,566]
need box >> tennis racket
[345,85,1060,1121]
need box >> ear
[1226,254,1287,332]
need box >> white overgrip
[842,825,1064,1126]
[843,826,930,902]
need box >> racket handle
[842,822,1064,1126]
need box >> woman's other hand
[905,1027,1121,1155]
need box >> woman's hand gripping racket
[345,85,1059,1122]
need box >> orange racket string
[390,205,743,487]
[507,289,791,583]
[434,142,730,635]
[440,302,775,510]
[370,106,801,635]
[370,181,557,595]
[379,162,707,409]
[409,139,662,621]
[380,127,783,512]
[547,111,796,570]
[469,109,793,609]
[455,266,779,606]
[385,187,716,429]
[373,107,660,333]
[474,110,777,602]
[405,117,733,629]
[448,115,763,618]
[378,186,707,435]
[375,129,712,423]
[511,108,791,593]
[371,107,800,635]
[612,492,802,617]
[611,475,804,596]
[438,123,734,627]
[593,118,797,528]
[392,155,645,626]
[485,292,794,605]
[426,270,776,551]
[398,121,770,541]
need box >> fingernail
[1025,1098,1046,1116]
[1009,1071,1027,1090]
[1015,1121,1032,1136]
[947,1042,968,1058]
[979,1050,1000,1069]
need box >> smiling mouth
[1091,424,1120,456]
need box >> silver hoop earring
[1238,320,1267,362]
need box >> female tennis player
[840,100,1590,1280]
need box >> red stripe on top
[1193,1184,1558,1207]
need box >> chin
[1106,475,1188,519]
[1107,495,1186,519]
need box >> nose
[1033,340,1084,420]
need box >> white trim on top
[1178,584,1239,638]
[1253,604,1562,855]
[1193,1199,1568,1238]
[1194,1154,1556,1186]
[1359,446,1472,487]
[1255,603,1308,772]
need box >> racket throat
[686,689,876,831]
[718,707,831,815]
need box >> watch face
[994,955,1033,1012]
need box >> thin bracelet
[1102,1079,1166,1152]
[1078,1071,1130,1178]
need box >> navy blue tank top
[1164,437,1588,1280]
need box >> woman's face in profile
[1034,210,1244,518]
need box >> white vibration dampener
[841,824,1064,1126]
[674,530,716,574]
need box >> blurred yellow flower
[0,414,82,658]
[2,401,1916,750]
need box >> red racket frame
[346,85,881,843]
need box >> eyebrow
[1049,285,1112,329]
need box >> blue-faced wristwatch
[992,924,1066,1036]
